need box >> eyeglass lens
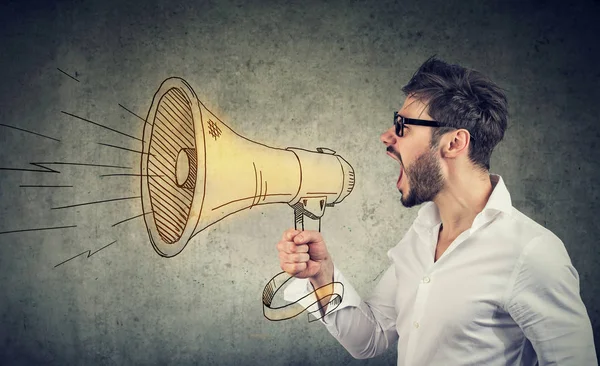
[394,112,403,137]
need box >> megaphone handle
[294,209,322,232]
[262,208,339,322]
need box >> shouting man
[276,57,597,365]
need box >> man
[276,57,597,365]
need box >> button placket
[404,271,432,365]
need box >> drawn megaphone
[141,77,355,257]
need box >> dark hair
[402,56,508,171]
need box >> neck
[433,168,493,240]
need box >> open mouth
[397,165,404,189]
[386,147,404,190]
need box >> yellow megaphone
[141,77,355,257]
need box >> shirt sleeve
[283,264,399,359]
[505,232,597,365]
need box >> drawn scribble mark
[61,111,142,142]
[251,162,259,208]
[118,103,148,124]
[51,196,140,210]
[54,240,117,268]
[372,269,386,282]
[0,123,60,142]
[211,193,293,211]
[56,68,80,82]
[140,77,355,264]
[98,142,154,156]
[262,181,268,202]
[0,225,76,235]
[112,211,153,227]
[207,119,222,140]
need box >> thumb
[293,230,322,245]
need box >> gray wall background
[1,0,598,364]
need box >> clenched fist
[276,228,336,314]
[276,228,333,285]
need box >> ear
[440,129,471,158]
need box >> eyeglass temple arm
[402,119,445,128]
[403,119,475,141]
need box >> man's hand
[276,229,334,288]
[277,229,336,317]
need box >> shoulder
[497,206,569,259]
[504,209,576,298]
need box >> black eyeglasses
[393,111,475,140]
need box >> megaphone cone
[141,77,354,257]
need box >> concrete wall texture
[1,0,598,364]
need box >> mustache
[386,146,403,165]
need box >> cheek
[397,145,416,166]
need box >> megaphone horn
[141,77,355,257]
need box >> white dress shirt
[284,175,597,365]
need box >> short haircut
[402,56,508,171]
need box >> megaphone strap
[262,271,344,322]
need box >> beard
[393,147,444,208]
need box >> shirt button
[422,276,430,284]
[414,321,420,328]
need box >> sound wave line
[118,103,148,124]
[0,162,131,174]
[56,68,80,82]
[98,142,153,156]
[20,185,73,188]
[112,211,153,227]
[0,162,60,173]
[54,240,117,268]
[100,173,162,178]
[0,123,60,142]
[0,225,77,235]
[51,196,141,210]
[36,162,131,169]
[61,111,142,142]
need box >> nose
[380,126,396,147]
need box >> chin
[400,197,419,208]
[400,188,422,208]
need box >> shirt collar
[484,174,512,215]
[415,174,513,229]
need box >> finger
[277,240,309,254]
[279,250,305,263]
[281,261,307,275]
[280,251,310,264]
[293,230,322,245]
[276,240,287,253]
[295,244,309,253]
[277,240,297,254]
[282,228,301,241]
